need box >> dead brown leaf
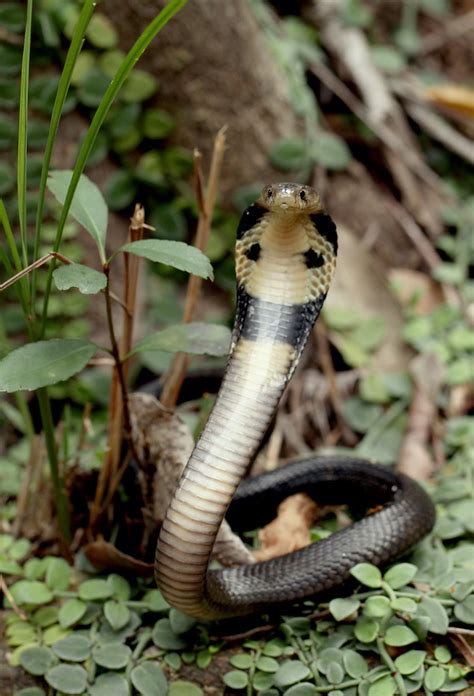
[84,539,154,577]
[426,84,474,118]
[253,494,318,562]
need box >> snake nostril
[300,190,306,201]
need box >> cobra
[155,182,435,620]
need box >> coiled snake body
[155,183,435,620]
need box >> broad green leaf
[269,137,311,171]
[0,557,22,574]
[223,670,249,689]
[168,682,203,696]
[454,595,474,625]
[354,616,378,643]
[47,171,108,262]
[86,13,118,48]
[343,650,368,678]
[368,675,397,696]
[274,660,311,687]
[152,618,186,650]
[52,635,91,662]
[230,654,253,670]
[0,339,97,392]
[343,397,383,433]
[58,599,87,628]
[169,608,196,634]
[371,45,406,74]
[310,133,351,170]
[384,563,417,589]
[424,665,446,691]
[118,239,213,279]
[418,596,449,634]
[32,606,58,628]
[104,600,130,631]
[130,322,230,357]
[329,597,360,621]
[391,597,417,614]
[350,563,383,588]
[121,70,158,102]
[255,656,279,673]
[394,650,426,675]
[363,596,391,618]
[107,573,131,600]
[143,108,175,139]
[45,557,71,591]
[92,642,131,670]
[10,580,53,605]
[78,578,113,601]
[19,646,56,675]
[89,673,129,696]
[384,625,418,646]
[53,263,106,294]
[131,661,168,696]
[45,664,88,694]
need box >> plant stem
[36,387,71,543]
[17,0,33,275]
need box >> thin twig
[0,575,28,620]
[161,126,227,408]
[0,252,71,292]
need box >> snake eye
[299,190,306,201]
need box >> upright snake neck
[155,183,337,619]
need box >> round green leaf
[168,682,203,696]
[143,108,175,139]
[165,652,181,670]
[424,665,446,691]
[256,656,279,673]
[394,650,426,675]
[310,133,351,170]
[86,13,118,48]
[274,660,311,688]
[384,563,417,589]
[223,670,249,689]
[77,67,110,107]
[454,595,474,624]
[32,606,58,628]
[390,597,417,614]
[370,46,406,74]
[107,573,131,600]
[93,642,132,670]
[104,600,130,631]
[368,675,397,696]
[150,204,187,241]
[52,634,91,662]
[121,70,158,102]
[118,239,213,280]
[78,578,113,601]
[384,625,418,646]
[105,170,137,210]
[45,557,71,591]
[282,684,317,695]
[19,646,56,675]
[135,151,166,187]
[58,599,87,628]
[269,137,311,171]
[131,661,168,696]
[131,323,230,358]
[89,672,129,696]
[47,170,108,262]
[42,624,69,646]
[70,50,96,86]
[418,596,449,634]
[434,646,451,663]
[350,563,383,588]
[45,664,88,694]
[329,597,360,621]
[230,654,253,670]
[53,264,107,295]
[9,580,53,605]
[343,650,368,678]
[354,616,378,643]
[363,596,391,618]
[0,557,22,574]
[263,639,285,657]
[0,339,97,392]
[152,618,186,650]
[142,589,169,612]
[169,608,196,634]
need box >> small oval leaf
[53,264,106,294]
[118,239,213,279]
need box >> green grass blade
[31,0,96,312]
[17,0,34,275]
[40,0,189,335]
[0,200,29,315]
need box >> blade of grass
[31,0,96,314]
[17,0,34,277]
[0,200,29,316]
[40,0,189,336]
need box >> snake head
[259,183,322,213]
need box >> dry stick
[0,575,28,620]
[161,127,227,409]
[0,252,71,292]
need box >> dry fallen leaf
[84,539,154,577]
[253,493,318,562]
[426,84,474,118]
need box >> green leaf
[130,322,230,358]
[14,689,46,696]
[150,204,187,241]
[454,595,474,625]
[329,597,360,621]
[118,239,213,279]
[169,608,196,634]
[53,263,106,294]
[370,45,406,74]
[6,537,30,559]
[168,682,203,696]
[434,646,451,663]
[70,50,96,86]
[143,108,175,139]
[363,596,391,618]
[86,13,118,48]
[165,652,181,670]
[343,650,368,678]
[89,672,129,696]
[274,660,311,688]
[368,675,397,696]
[78,578,113,601]
[107,573,131,600]
[121,70,158,102]
[0,4,26,32]
[263,639,285,657]
[47,170,108,262]
[142,589,169,612]
[52,635,91,662]
[152,618,186,650]
[93,642,132,670]
[424,665,446,692]
[350,563,383,588]
[394,650,426,676]
[256,656,279,673]
[384,625,418,646]
[418,596,449,634]
[0,557,22,574]
[76,67,110,108]
[269,137,311,171]
[230,654,253,670]
[45,557,71,591]
[45,664,88,694]
[104,600,130,631]
[360,374,390,404]
[223,671,249,689]
[283,685,317,695]
[19,646,56,675]
[384,563,417,589]
[354,616,378,643]
[105,170,137,211]
[131,661,168,696]
[58,599,87,628]
[0,339,97,392]
[310,133,351,170]
[10,580,53,605]
[390,597,417,614]
[343,397,383,433]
